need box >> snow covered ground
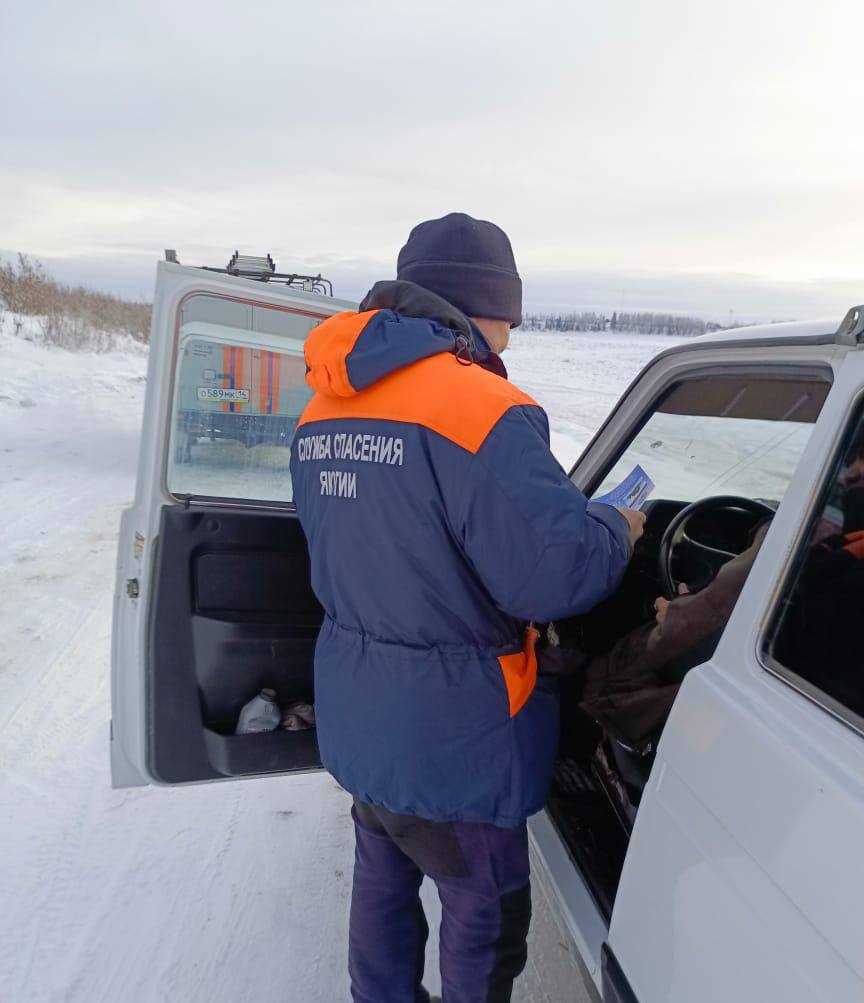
[0,321,682,1002]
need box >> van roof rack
[836,305,864,346]
[165,248,333,296]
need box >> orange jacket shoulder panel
[298,353,539,455]
[304,310,381,398]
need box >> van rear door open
[110,260,356,787]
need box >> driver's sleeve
[458,404,633,622]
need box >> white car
[112,257,864,1003]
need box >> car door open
[527,330,838,988]
[111,259,357,788]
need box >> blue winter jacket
[290,282,632,827]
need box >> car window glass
[766,405,864,728]
[167,294,320,503]
[594,374,830,505]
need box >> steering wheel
[658,495,775,598]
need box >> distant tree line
[520,310,716,337]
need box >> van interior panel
[147,505,323,783]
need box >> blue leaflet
[594,464,655,510]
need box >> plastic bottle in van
[235,689,281,735]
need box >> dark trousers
[349,800,531,1003]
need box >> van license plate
[197,387,250,402]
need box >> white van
[112,257,864,1003]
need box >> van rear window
[167,294,321,503]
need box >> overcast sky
[2,0,863,321]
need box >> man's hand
[654,583,690,626]
[620,508,647,547]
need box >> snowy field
[0,323,684,1002]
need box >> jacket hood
[304,280,500,398]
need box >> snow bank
[0,311,149,356]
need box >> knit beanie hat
[396,213,522,327]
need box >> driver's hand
[654,583,690,626]
[620,508,647,547]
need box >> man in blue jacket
[290,213,644,1003]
